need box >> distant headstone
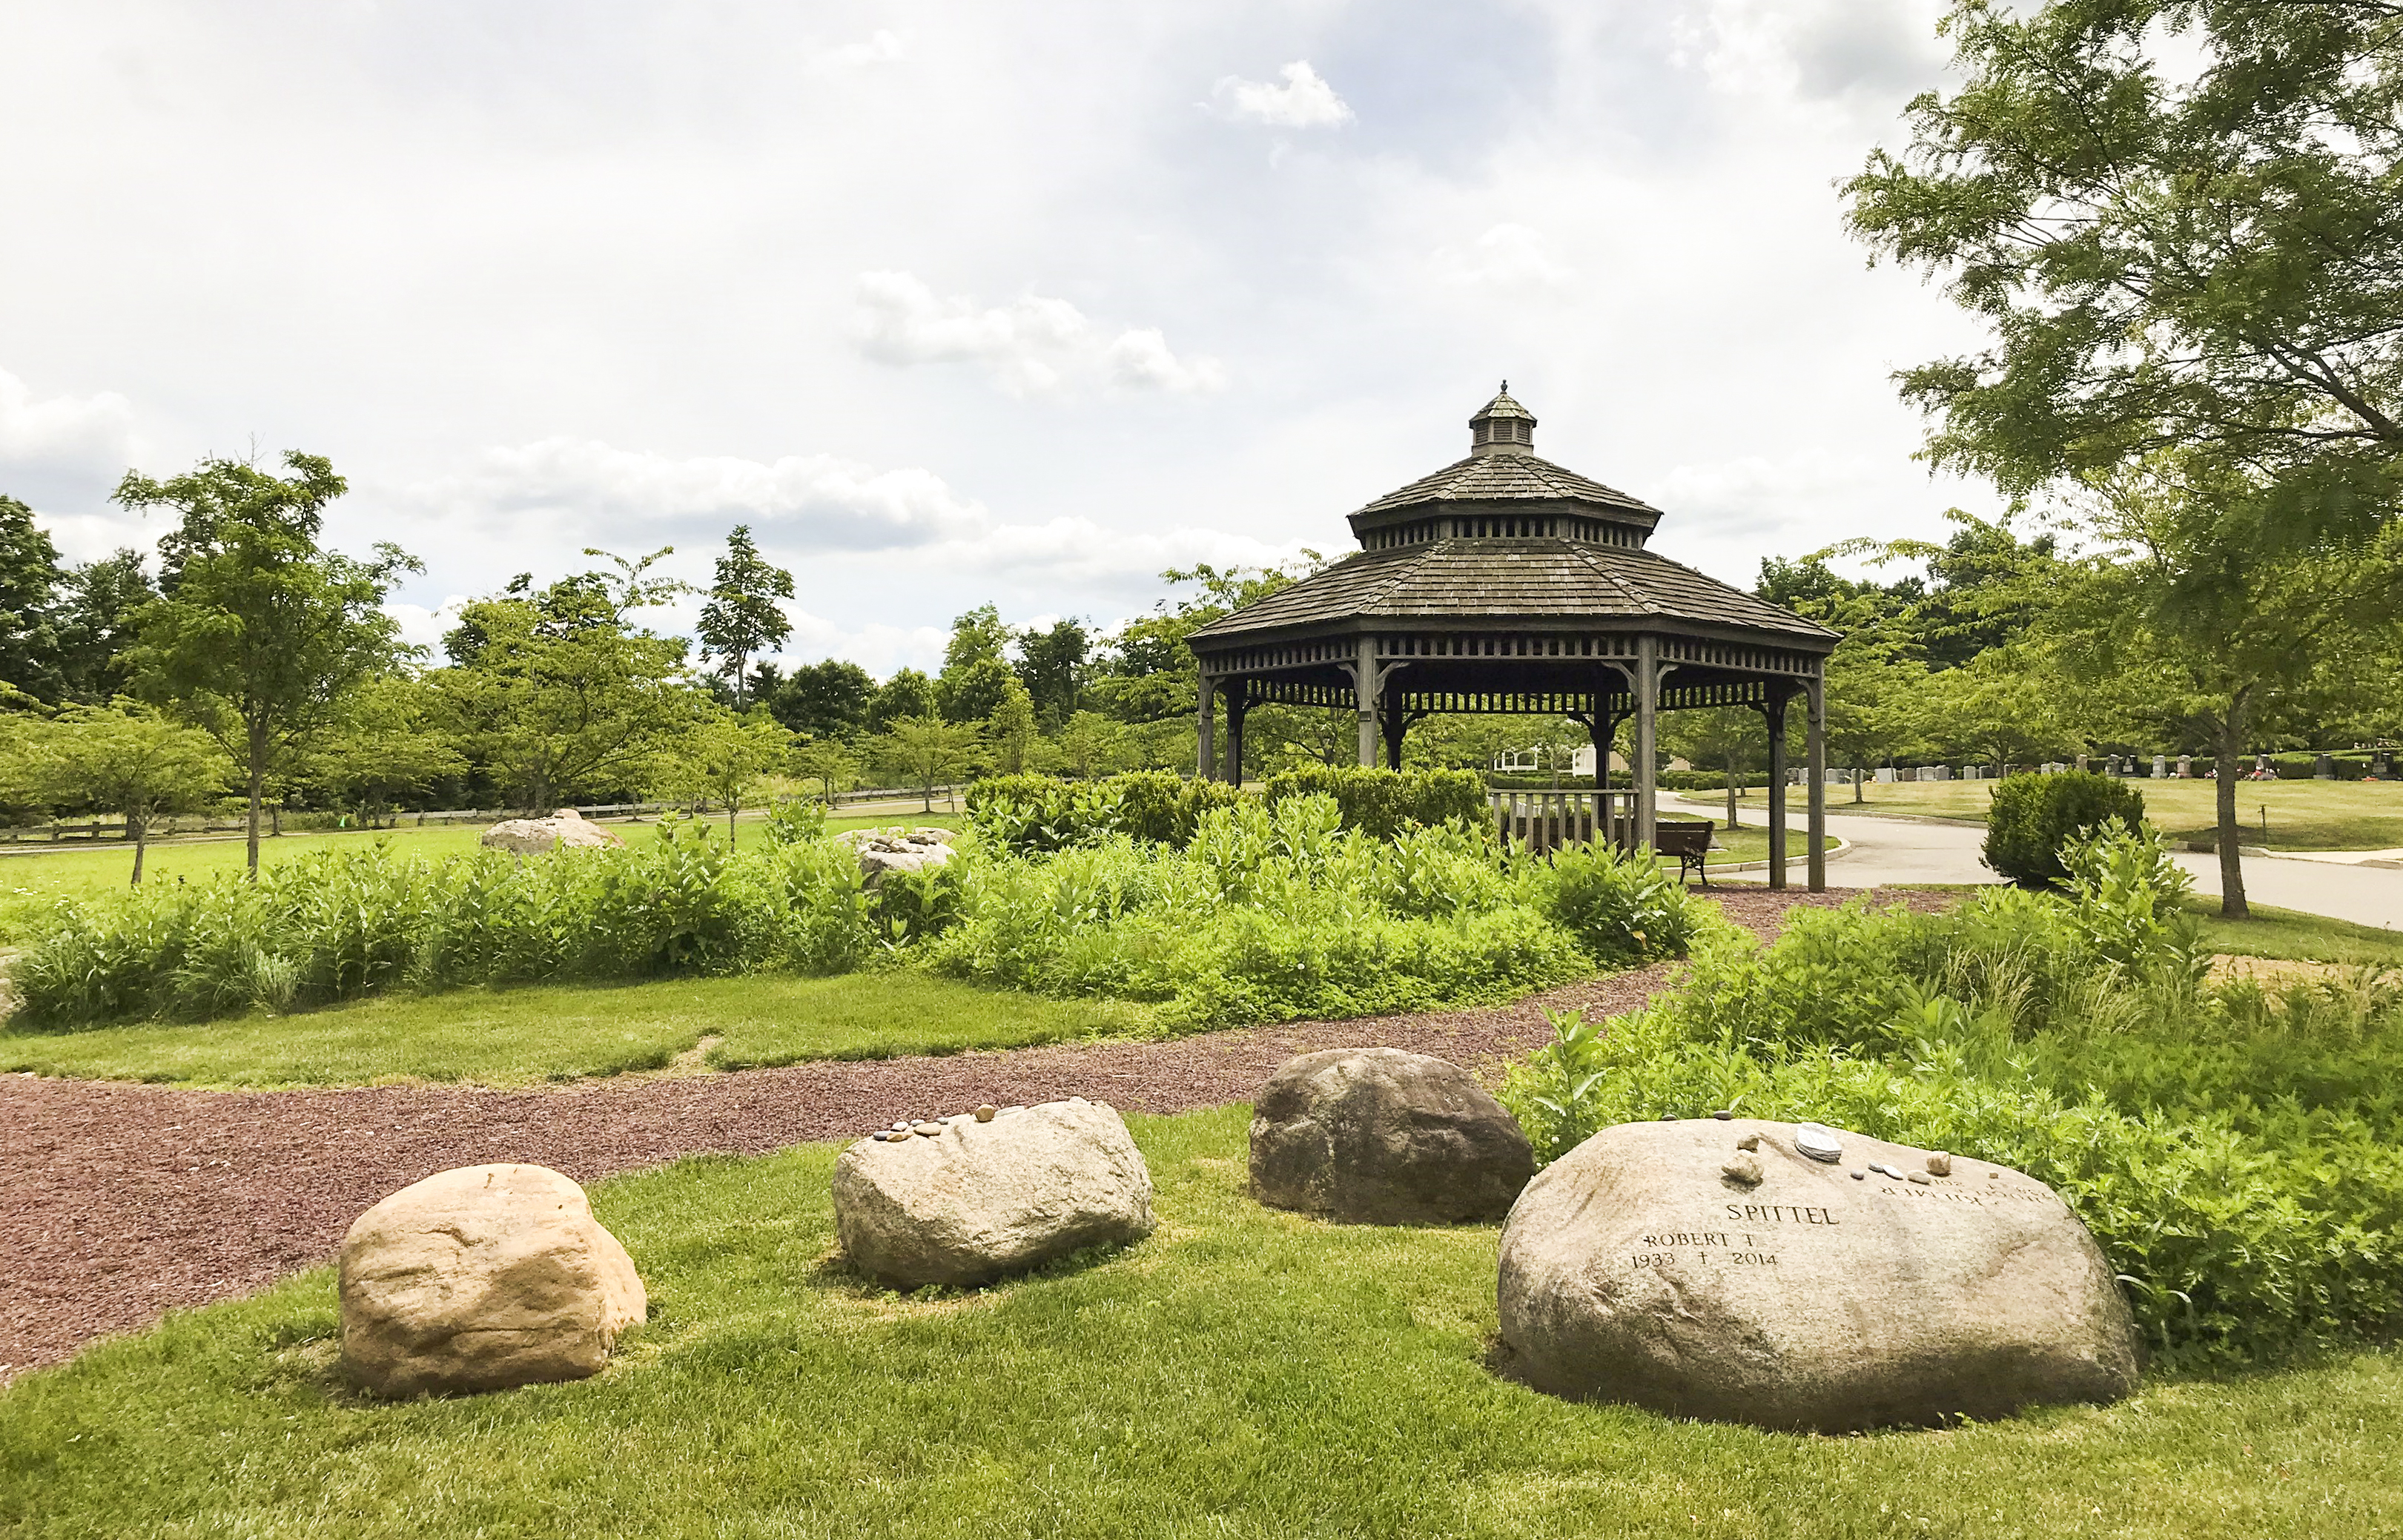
[2151,755,2167,779]
[833,1097,1154,1289]
[2177,754,2193,779]
[2316,753,2336,780]
[1494,1119,2141,1432]
[1875,767,1897,784]
[1250,1048,1533,1225]
[340,1164,645,1398]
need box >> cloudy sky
[0,0,1997,675]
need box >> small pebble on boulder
[480,808,626,856]
[340,1163,645,1399]
[1249,1048,1533,1226]
[1495,1119,2141,1431]
[833,1097,1154,1289]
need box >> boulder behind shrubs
[1983,770,2145,888]
[1250,1048,1533,1224]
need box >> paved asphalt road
[1682,796,2403,931]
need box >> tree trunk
[1725,753,1739,829]
[727,799,738,847]
[2215,694,2250,919]
[1851,764,1865,804]
[130,814,148,886]
[245,718,268,877]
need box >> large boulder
[480,808,626,856]
[835,826,953,885]
[833,1098,1154,1289]
[1495,1119,2141,1431]
[339,1163,646,1398]
[1250,1048,1533,1225]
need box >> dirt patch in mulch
[0,886,1928,1382]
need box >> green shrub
[1496,847,2403,1364]
[15,795,1686,1034]
[965,771,1243,853]
[1983,769,2146,887]
[1538,840,1696,964]
[1260,764,1487,838]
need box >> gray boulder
[836,826,954,885]
[480,808,625,856]
[1250,1048,1533,1225]
[833,1097,1154,1289]
[1495,1118,2141,1431]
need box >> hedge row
[965,768,1489,853]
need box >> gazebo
[1185,386,1842,890]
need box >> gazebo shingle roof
[1189,538,1836,644]
[1352,453,1661,519]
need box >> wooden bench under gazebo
[1186,386,1840,890]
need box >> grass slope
[1,1106,2396,1539]
[0,971,1146,1089]
[1818,779,2403,850]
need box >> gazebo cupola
[1186,385,1842,890]
[1469,383,1536,457]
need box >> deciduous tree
[115,453,416,874]
[695,526,793,709]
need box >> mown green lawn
[2187,897,2403,969]
[1818,777,2403,850]
[0,813,960,944]
[0,970,1142,1089]
[1,1106,2394,1539]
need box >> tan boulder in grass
[1495,1119,2141,1432]
[833,1097,1154,1289]
[340,1163,645,1398]
[479,808,626,856]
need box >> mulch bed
[0,886,1918,1381]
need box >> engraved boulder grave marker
[1494,1118,2141,1431]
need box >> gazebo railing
[1490,790,1637,855]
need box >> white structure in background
[1494,746,1604,777]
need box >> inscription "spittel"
[1722,1203,1841,1226]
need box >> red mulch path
[0,886,1920,1381]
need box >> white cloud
[1212,61,1354,128]
[853,271,1225,396]
[1432,224,1573,288]
[426,437,991,552]
[807,30,905,75]
[0,367,135,478]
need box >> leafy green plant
[1983,769,2146,887]
[1507,1008,1613,1163]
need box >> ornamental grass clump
[1498,823,2403,1363]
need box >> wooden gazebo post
[1805,666,1828,891]
[1196,674,1217,781]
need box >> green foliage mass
[926,795,1687,1026]
[1983,769,2145,887]
[967,767,1484,853]
[10,794,1690,1034]
[1501,827,2403,1363]
[1261,764,1489,838]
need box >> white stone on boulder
[833,1097,1154,1289]
[835,825,955,884]
[1495,1119,2141,1431]
[339,1163,646,1398]
[480,808,627,856]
